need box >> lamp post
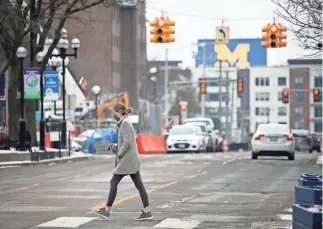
[149,67,157,105]
[35,51,46,150]
[50,28,80,148]
[47,49,60,115]
[16,47,28,151]
[92,85,101,129]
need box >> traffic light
[237,77,244,93]
[262,23,287,48]
[313,89,321,102]
[282,90,289,104]
[277,23,287,48]
[261,24,271,48]
[149,17,175,43]
[199,81,207,94]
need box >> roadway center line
[54,172,89,182]
[0,172,90,195]
[0,183,40,195]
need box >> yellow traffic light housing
[237,77,244,93]
[282,90,289,104]
[149,17,175,43]
[313,89,320,102]
[199,82,207,94]
[277,23,287,48]
[261,24,271,48]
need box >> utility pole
[164,48,169,130]
[230,83,235,143]
[225,70,230,142]
[218,59,223,132]
[201,44,206,117]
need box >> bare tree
[0,0,118,142]
[271,0,322,56]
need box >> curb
[0,155,92,167]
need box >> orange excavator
[97,91,130,128]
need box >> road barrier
[293,174,322,229]
[136,134,166,154]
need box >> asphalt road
[0,151,321,229]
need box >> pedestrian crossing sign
[215,26,230,44]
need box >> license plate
[270,137,278,141]
[178,144,185,148]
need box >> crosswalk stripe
[153,218,202,229]
[36,217,97,228]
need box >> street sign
[24,67,41,99]
[44,70,59,101]
[215,26,229,44]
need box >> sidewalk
[0,148,92,167]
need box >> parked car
[166,125,205,153]
[310,132,322,153]
[183,122,213,152]
[251,123,295,160]
[183,118,219,151]
[291,129,311,152]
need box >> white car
[167,125,205,153]
[251,123,295,160]
[183,122,213,152]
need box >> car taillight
[254,134,264,140]
[283,134,293,141]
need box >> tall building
[249,66,290,132]
[288,59,322,133]
[63,1,147,108]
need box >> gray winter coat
[113,117,140,175]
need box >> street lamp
[50,28,80,148]
[36,51,46,150]
[16,47,28,151]
[149,67,157,105]
[92,85,101,129]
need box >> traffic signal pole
[225,70,230,141]
[201,44,206,117]
[218,60,223,132]
[164,48,169,130]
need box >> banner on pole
[44,70,59,101]
[24,67,40,99]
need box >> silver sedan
[251,123,295,160]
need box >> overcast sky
[145,0,314,68]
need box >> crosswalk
[35,212,292,228]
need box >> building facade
[64,2,147,108]
[288,59,322,133]
[249,66,290,133]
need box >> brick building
[63,1,147,108]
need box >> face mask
[113,114,120,121]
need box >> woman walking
[94,103,153,220]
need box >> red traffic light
[282,90,289,104]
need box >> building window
[278,92,283,101]
[278,107,287,116]
[314,76,322,87]
[294,76,304,86]
[294,107,304,116]
[294,121,304,129]
[255,107,269,116]
[278,77,286,86]
[294,92,304,100]
[255,77,269,86]
[315,106,322,117]
[278,122,287,125]
[256,92,270,101]
[314,121,322,133]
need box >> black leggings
[106,171,149,208]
